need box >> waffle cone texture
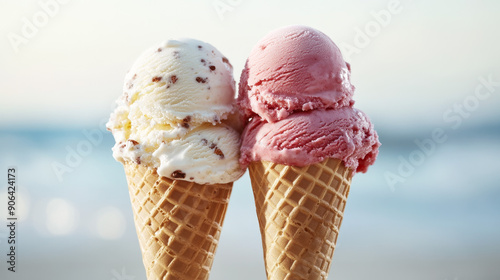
[248,158,352,280]
[124,163,232,280]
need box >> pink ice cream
[239,108,379,173]
[239,25,380,173]
[238,25,354,123]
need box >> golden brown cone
[124,163,232,280]
[248,158,352,280]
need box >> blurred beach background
[1,0,500,279]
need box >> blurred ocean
[0,125,499,280]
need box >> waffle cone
[124,163,232,280]
[248,158,352,280]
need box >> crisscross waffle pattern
[248,158,352,280]
[124,163,232,280]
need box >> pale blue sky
[1,0,499,133]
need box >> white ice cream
[107,38,244,184]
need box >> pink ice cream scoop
[239,107,379,173]
[238,25,354,123]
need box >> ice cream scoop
[124,38,236,128]
[238,25,355,123]
[107,38,244,184]
[240,107,379,173]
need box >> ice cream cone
[248,158,352,280]
[124,163,232,280]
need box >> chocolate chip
[119,142,126,149]
[157,48,162,52]
[132,74,137,80]
[214,147,224,159]
[204,141,225,159]
[171,75,178,84]
[152,76,162,82]
[171,170,186,179]
[196,77,207,83]
[209,65,216,71]
[136,157,141,164]
[182,116,191,128]
[128,139,139,145]
[190,177,194,180]
[222,57,232,68]
[198,45,202,49]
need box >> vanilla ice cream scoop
[125,38,236,127]
[107,38,244,184]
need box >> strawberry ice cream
[239,25,380,173]
[239,107,379,173]
[238,25,355,123]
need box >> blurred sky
[1,0,499,134]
